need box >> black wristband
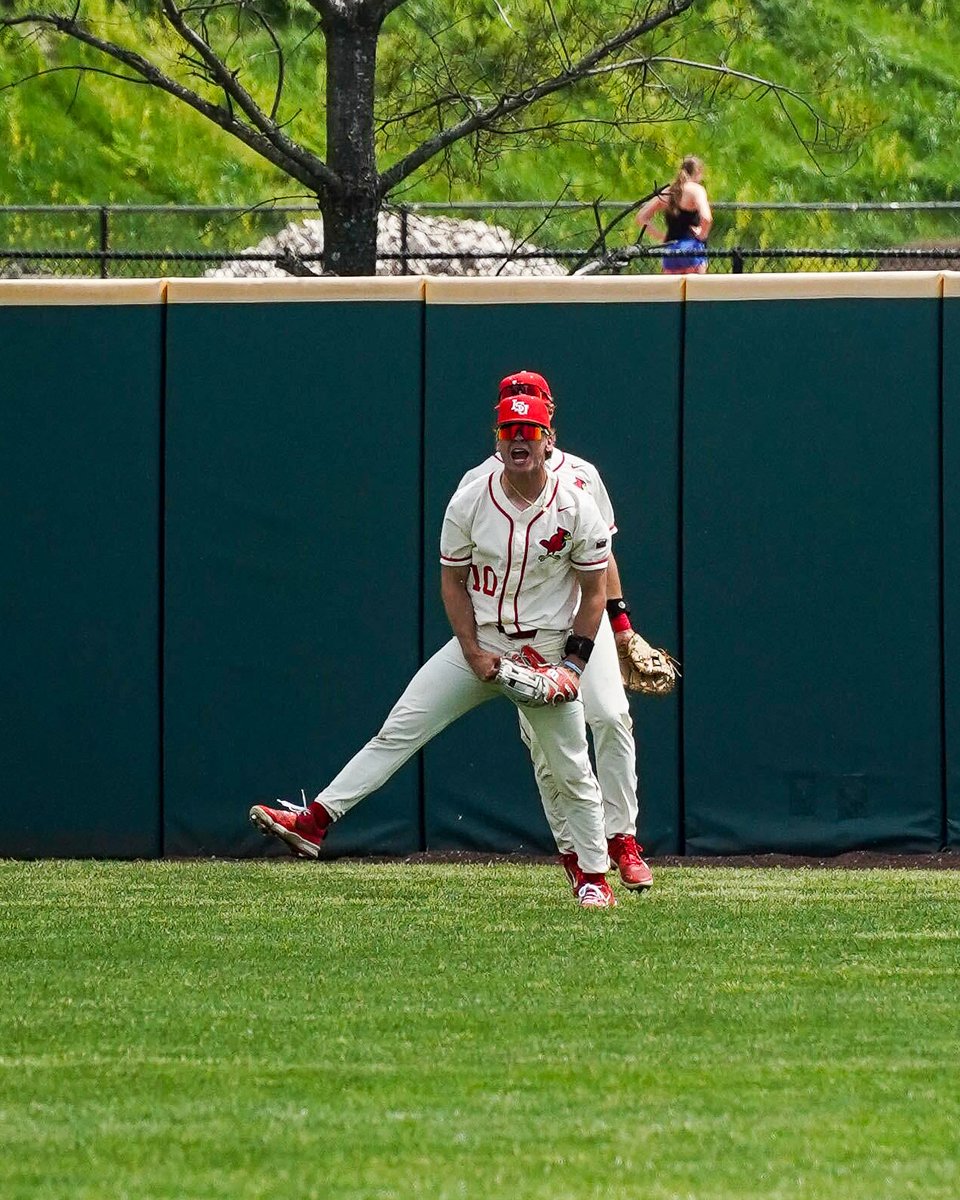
[606,598,630,621]
[563,634,594,663]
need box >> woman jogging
[636,155,713,275]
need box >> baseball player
[455,370,655,896]
[251,391,619,908]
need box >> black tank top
[665,206,702,242]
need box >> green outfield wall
[0,274,953,858]
[0,281,164,856]
[943,274,960,849]
[163,279,424,856]
[683,274,943,854]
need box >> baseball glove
[617,632,681,696]
[495,646,580,706]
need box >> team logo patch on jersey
[538,527,572,561]
[573,477,587,490]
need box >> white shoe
[576,879,617,908]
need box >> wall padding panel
[0,281,164,856]
[943,273,960,848]
[164,279,424,855]
[422,278,683,855]
[683,274,942,854]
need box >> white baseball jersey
[453,445,642,850]
[456,447,617,534]
[440,470,609,638]
[312,463,614,877]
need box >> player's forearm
[441,569,500,680]
[441,571,481,655]
[605,552,641,637]
[562,568,607,675]
[571,569,607,643]
[606,551,624,599]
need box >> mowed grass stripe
[0,862,958,1200]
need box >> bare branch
[569,186,664,274]
[494,182,572,277]
[241,1,287,124]
[0,63,149,93]
[196,192,318,240]
[545,0,572,73]
[380,0,696,192]
[1,7,340,193]
[159,0,275,150]
[63,67,82,113]
[376,92,464,132]
[275,248,320,277]
[572,243,646,277]
[586,55,824,126]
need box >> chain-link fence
[3,201,960,277]
[0,204,307,279]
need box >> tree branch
[586,55,826,126]
[544,0,572,73]
[572,242,656,277]
[494,182,572,277]
[0,8,340,193]
[568,186,663,274]
[379,0,696,193]
[275,248,321,277]
[0,62,150,92]
[158,0,315,174]
[245,4,285,124]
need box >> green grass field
[2,861,958,1200]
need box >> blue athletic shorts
[662,238,707,272]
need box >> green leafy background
[2,0,959,251]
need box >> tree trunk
[320,189,381,276]
[321,6,383,276]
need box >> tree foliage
[0,0,850,273]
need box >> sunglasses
[496,423,548,441]
[501,382,546,399]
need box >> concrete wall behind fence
[1,273,955,858]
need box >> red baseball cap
[498,370,553,403]
[495,393,552,430]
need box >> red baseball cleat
[607,833,653,891]
[576,874,617,908]
[560,851,586,895]
[250,796,331,859]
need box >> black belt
[499,624,538,640]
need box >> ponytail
[666,155,703,215]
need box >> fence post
[732,247,744,274]
[99,207,109,279]
[399,208,409,275]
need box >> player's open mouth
[510,446,530,464]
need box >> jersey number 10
[469,565,498,596]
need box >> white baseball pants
[314,632,609,874]
[519,613,639,851]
